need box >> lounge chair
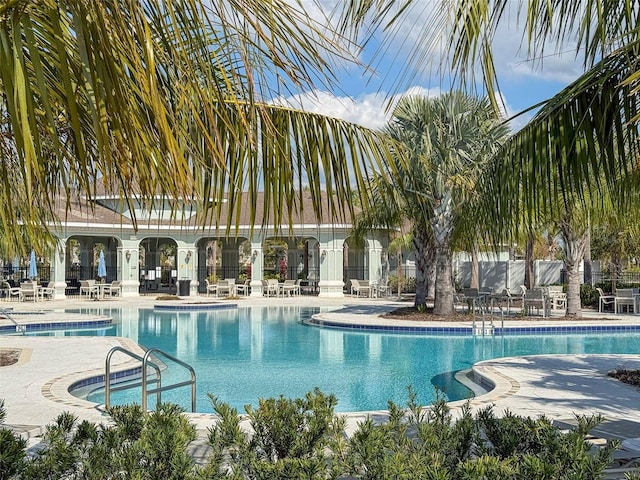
[597,288,615,313]
[103,280,121,297]
[281,279,300,297]
[216,279,235,297]
[614,288,636,314]
[19,282,37,302]
[376,279,390,298]
[350,279,371,297]
[79,279,98,299]
[235,279,250,296]
[2,281,20,301]
[204,279,218,297]
[39,281,56,300]
[523,287,549,317]
[262,279,279,297]
[547,285,567,310]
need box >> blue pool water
[32,306,640,413]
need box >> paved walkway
[2,295,640,446]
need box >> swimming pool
[32,306,640,413]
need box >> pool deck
[2,295,640,445]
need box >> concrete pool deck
[2,295,640,444]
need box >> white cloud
[273,86,441,130]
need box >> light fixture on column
[125,250,132,262]
[321,250,327,259]
[185,251,192,262]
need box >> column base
[318,281,345,298]
[120,280,140,297]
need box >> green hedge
[1,389,624,479]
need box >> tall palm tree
[339,0,640,240]
[383,92,509,314]
[1,0,391,251]
[351,172,434,308]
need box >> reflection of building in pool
[44,190,393,299]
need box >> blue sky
[276,1,585,133]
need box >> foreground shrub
[344,389,615,480]
[18,403,197,480]
[0,390,623,479]
[0,400,27,479]
[204,388,346,479]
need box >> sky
[275,1,586,133]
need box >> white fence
[455,260,569,291]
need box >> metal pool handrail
[0,307,25,334]
[105,346,196,412]
[142,348,197,413]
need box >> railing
[0,308,25,334]
[470,297,494,336]
[105,346,196,412]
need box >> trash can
[178,278,190,296]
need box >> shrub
[0,400,27,479]
[206,388,345,479]
[0,392,619,479]
[580,284,598,308]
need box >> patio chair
[523,287,550,317]
[235,279,250,296]
[596,288,615,313]
[19,282,37,302]
[375,278,390,298]
[281,279,299,297]
[350,279,371,297]
[614,288,636,314]
[261,279,279,297]
[103,280,121,297]
[217,279,236,297]
[39,281,56,300]
[463,288,488,312]
[2,281,21,301]
[204,279,218,297]
[79,279,98,299]
[547,285,567,310]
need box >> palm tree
[339,0,640,250]
[1,0,392,251]
[382,92,509,314]
[351,173,434,308]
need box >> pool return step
[105,346,197,412]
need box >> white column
[367,238,383,283]
[318,241,344,297]
[120,241,140,297]
[177,245,199,295]
[50,240,67,299]
[250,242,264,297]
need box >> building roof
[53,190,360,234]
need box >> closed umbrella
[29,250,37,280]
[98,250,107,281]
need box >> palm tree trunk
[524,231,535,289]
[434,244,454,314]
[559,218,588,317]
[583,221,592,285]
[432,194,455,315]
[426,249,436,300]
[413,229,428,307]
[470,242,479,289]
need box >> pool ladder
[471,298,506,336]
[105,346,196,412]
[0,308,25,334]
[470,298,495,336]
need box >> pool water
[33,306,640,413]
